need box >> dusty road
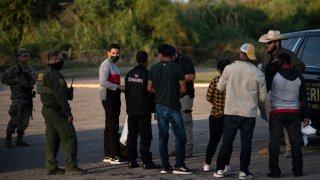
[1,77,320,180]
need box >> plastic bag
[301,121,316,146]
[120,116,128,146]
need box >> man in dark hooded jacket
[125,50,159,169]
[267,53,309,178]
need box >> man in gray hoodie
[267,53,309,178]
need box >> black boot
[5,133,13,148]
[16,131,29,146]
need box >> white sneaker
[102,156,111,163]
[224,165,233,173]
[301,125,316,135]
[239,171,254,179]
[213,170,224,178]
[109,157,127,164]
[203,164,211,172]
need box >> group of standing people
[1,29,310,178]
[204,30,310,179]
[99,43,196,175]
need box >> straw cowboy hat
[258,30,286,43]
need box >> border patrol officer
[37,51,85,175]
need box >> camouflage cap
[17,48,30,56]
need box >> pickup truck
[281,29,320,129]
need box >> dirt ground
[1,77,320,180]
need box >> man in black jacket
[125,50,159,169]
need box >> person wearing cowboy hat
[257,30,306,158]
[258,30,305,73]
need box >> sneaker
[213,170,224,178]
[173,166,194,175]
[46,167,65,175]
[203,164,211,172]
[160,166,173,174]
[66,167,86,175]
[239,171,254,179]
[102,156,111,163]
[143,162,160,169]
[224,165,233,173]
[109,156,127,164]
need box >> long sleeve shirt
[99,58,121,100]
[40,67,72,117]
[217,60,267,118]
[1,64,36,100]
[206,76,225,117]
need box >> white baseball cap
[240,43,257,61]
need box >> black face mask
[110,56,120,63]
[48,60,64,71]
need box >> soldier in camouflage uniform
[37,51,85,175]
[1,48,36,148]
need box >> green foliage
[0,0,70,64]
[0,0,320,67]
[258,0,320,32]
[0,0,67,44]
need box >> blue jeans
[216,115,255,173]
[156,104,186,168]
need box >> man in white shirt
[213,43,266,179]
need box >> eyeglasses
[22,55,30,58]
[266,41,274,45]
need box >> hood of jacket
[278,66,299,81]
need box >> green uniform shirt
[149,61,185,110]
[39,67,72,118]
[1,64,36,100]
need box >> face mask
[48,60,64,71]
[110,56,120,63]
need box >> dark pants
[269,112,303,175]
[216,115,255,173]
[102,99,121,158]
[127,114,153,164]
[205,115,231,165]
[42,106,78,172]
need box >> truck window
[282,38,299,51]
[300,36,320,66]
